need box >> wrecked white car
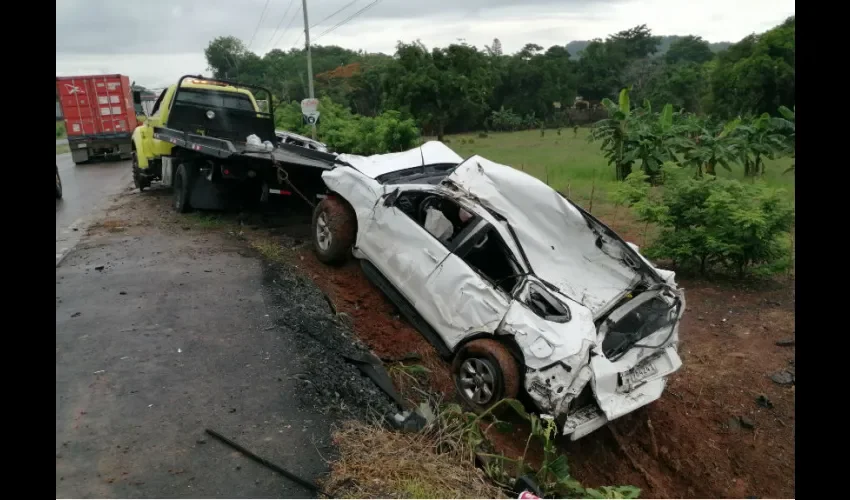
[311,141,685,440]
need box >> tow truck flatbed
[152,126,340,170]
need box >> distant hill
[565,35,732,59]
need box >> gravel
[261,260,398,421]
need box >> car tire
[452,339,520,414]
[173,163,194,213]
[56,167,62,200]
[312,196,356,265]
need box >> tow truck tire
[173,163,194,213]
[452,339,520,414]
[312,196,356,265]
[131,151,149,192]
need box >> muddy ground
[59,184,795,498]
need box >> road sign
[301,98,320,125]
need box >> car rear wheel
[452,339,520,413]
[311,196,356,265]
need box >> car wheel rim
[459,357,496,405]
[316,211,331,251]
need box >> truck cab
[131,78,264,190]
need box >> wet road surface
[56,153,132,264]
[55,195,332,498]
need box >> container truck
[57,74,137,164]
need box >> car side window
[393,190,474,247]
[453,222,523,295]
[523,281,571,323]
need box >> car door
[356,188,452,306]
[416,218,519,350]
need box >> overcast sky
[56,0,795,89]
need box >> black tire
[311,196,356,265]
[173,163,194,213]
[131,151,149,192]
[452,339,520,414]
[56,166,62,200]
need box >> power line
[271,4,303,51]
[247,0,272,51]
[313,0,381,42]
[265,0,297,53]
[309,0,360,29]
[290,31,304,51]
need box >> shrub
[486,107,523,132]
[615,165,794,276]
[274,96,420,155]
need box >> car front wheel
[452,339,520,413]
[311,196,356,265]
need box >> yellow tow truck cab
[131,79,261,173]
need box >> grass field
[443,128,795,209]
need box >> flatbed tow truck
[131,75,341,212]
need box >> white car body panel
[320,142,685,439]
[337,141,464,180]
[447,156,650,318]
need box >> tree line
[204,17,794,139]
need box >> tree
[665,36,714,65]
[609,24,661,60]
[485,38,503,57]
[204,36,248,79]
[706,17,795,117]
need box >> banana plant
[772,105,795,173]
[590,87,633,180]
[623,101,680,182]
[677,116,742,176]
[735,113,788,176]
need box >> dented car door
[356,188,451,306]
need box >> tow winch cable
[204,428,331,497]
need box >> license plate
[77,144,86,149]
[621,361,659,388]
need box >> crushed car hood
[447,156,662,317]
[336,141,464,179]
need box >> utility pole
[302,0,316,139]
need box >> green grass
[56,121,66,139]
[56,144,70,155]
[443,128,796,210]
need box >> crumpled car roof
[447,156,652,316]
[337,141,464,179]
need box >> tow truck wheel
[452,339,520,413]
[173,163,194,213]
[311,196,355,265]
[131,151,149,192]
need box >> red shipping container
[56,74,138,138]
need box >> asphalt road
[55,197,332,497]
[57,138,68,145]
[56,153,132,264]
